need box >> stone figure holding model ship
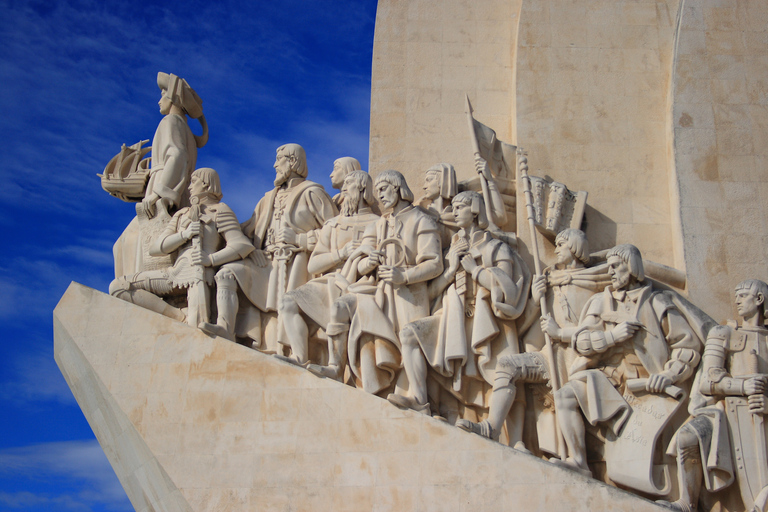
[661,279,768,512]
[109,168,253,328]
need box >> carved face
[158,92,172,115]
[423,171,440,200]
[735,288,763,320]
[340,176,361,216]
[452,201,474,229]
[376,181,399,210]
[330,160,346,189]
[273,151,293,187]
[554,237,575,267]
[188,174,205,199]
[607,255,632,291]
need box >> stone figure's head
[157,72,203,119]
[331,157,362,189]
[374,170,414,210]
[451,191,488,230]
[341,170,375,216]
[606,244,644,290]
[734,279,768,321]
[555,229,590,267]
[274,144,307,186]
[423,163,457,202]
[189,168,222,202]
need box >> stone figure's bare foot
[386,393,430,415]
[456,419,493,439]
[199,322,234,341]
[307,363,342,381]
[273,354,308,367]
[550,457,592,478]
[655,499,694,512]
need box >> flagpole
[518,148,568,461]
[465,95,500,232]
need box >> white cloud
[0,440,131,511]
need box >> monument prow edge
[54,282,673,512]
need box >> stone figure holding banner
[555,244,703,492]
[277,170,380,366]
[309,171,443,393]
[661,279,768,512]
[456,229,608,452]
[110,168,253,327]
[205,144,336,348]
[390,191,529,420]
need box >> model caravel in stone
[97,73,768,512]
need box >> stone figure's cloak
[146,114,197,208]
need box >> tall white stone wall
[370,0,768,321]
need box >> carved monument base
[54,283,670,512]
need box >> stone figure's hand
[182,221,201,241]
[460,254,478,273]
[447,247,465,272]
[646,373,672,394]
[611,321,640,343]
[378,265,406,285]
[474,155,492,181]
[341,239,362,259]
[531,274,547,304]
[276,226,298,247]
[749,393,767,414]
[744,376,767,396]
[363,250,383,273]
[252,249,268,267]
[540,314,561,340]
[190,247,212,267]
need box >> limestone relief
[97,73,768,512]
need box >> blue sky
[0,0,377,509]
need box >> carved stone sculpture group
[99,74,768,512]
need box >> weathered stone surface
[54,282,670,511]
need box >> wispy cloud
[0,440,131,511]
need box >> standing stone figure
[661,279,768,512]
[389,191,530,420]
[555,244,702,478]
[203,144,336,348]
[456,229,608,452]
[309,171,443,394]
[110,168,253,327]
[278,170,380,366]
[329,156,362,208]
[143,72,209,219]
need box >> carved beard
[340,188,361,217]
[274,168,292,187]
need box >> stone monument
[55,3,768,511]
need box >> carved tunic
[287,208,380,330]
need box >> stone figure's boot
[656,431,702,512]
[109,277,185,322]
[273,294,308,366]
[386,393,431,415]
[456,367,518,443]
[307,322,347,381]
[387,325,431,414]
[199,269,238,341]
